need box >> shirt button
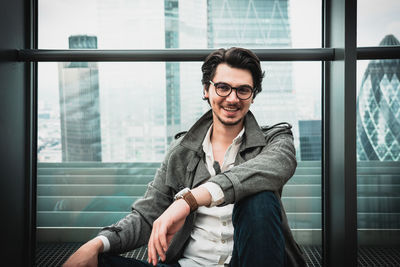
[222,240,225,244]
[223,222,227,226]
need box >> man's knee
[230,191,285,266]
[232,191,281,228]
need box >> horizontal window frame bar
[357,46,400,60]
[18,48,335,62]
[15,47,400,62]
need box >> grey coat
[98,110,306,266]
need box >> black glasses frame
[209,80,254,100]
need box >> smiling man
[63,47,306,267]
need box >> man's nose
[225,89,240,102]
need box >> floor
[36,243,400,266]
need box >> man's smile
[221,105,241,113]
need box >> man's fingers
[149,220,161,265]
[147,232,156,265]
[154,227,167,262]
[149,241,157,266]
[159,227,168,253]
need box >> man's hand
[63,237,103,267]
[147,186,212,265]
[147,199,190,266]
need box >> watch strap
[182,190,198,213]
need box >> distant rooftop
[68,35,97,49]
[379,34,400,46]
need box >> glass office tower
[208,0,296,134]
[357,34,400,161]
[58,35,102,161]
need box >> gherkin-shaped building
[357,34,400,161]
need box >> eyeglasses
[209,80,254,100]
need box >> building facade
[58,35,102,161]
[357,34,400,161]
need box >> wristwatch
[174,188,198,213]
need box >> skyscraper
[58,35,102,161]
[207,0,296,128]
[357,34,400,161]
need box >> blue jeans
[229,191,285,267]
[98,191,285,267]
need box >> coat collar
[180,109,266,154]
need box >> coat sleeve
[207,126,297,205]
[97,139,181,254]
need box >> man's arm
[208,128,296,205]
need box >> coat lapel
[192,155,211,188]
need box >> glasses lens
[237,86,253,99]
[215,83,232,96]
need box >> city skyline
[39,0,314,162]
[37,0,399,162]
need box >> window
[37,1,323,259]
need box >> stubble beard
[213,110,244,126]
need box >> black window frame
[1,0,400,266]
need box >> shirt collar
[202,125,245,154]
[202,124,214,157]
[233,127,245,145]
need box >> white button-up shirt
[178,125,244,267]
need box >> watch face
[175,187,190,200]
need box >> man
[64,47,306,267]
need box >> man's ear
[203,86,209,98]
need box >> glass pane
[357,56,400,263]
[38,0,321,49]
[358,0,400,47]
[37,61,321,264]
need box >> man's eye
[217,84,231,91]
[237,87,252,94]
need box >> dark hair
[201,47,264,101]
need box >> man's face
[205,63,254,127]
